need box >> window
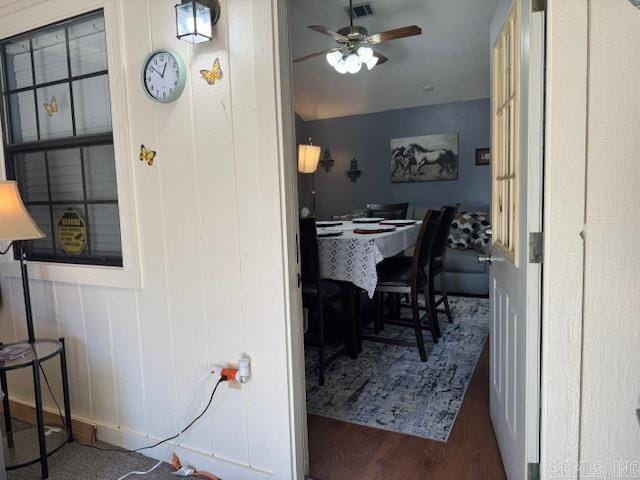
[0,10,122,267]
[491,3,519,262]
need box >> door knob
[478,254,494,264]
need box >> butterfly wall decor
[139,144,157,166]
[44,96,58,117]
[200,58,223,85]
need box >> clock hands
[161,61,168,78]
[149,65,163,77]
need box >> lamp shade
[297,144,321,173]
[0,181,45,241]
[175,0,215,44]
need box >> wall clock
[141,49,186,103]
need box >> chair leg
[426,280,441,341]
[412,291,428,362]
[318,306,326,386]
[373,293,381,334]
[440,271,454,323]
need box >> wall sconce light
[175,0,221,44]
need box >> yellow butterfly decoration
[139,144,157,166]
[200,58,223,85]
[44,96,58,117]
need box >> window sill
[0,259,141,289]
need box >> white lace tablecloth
[317,221,422,298]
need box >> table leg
[32,363,49,479]
[59,338,73,442]
[0,368,13,449]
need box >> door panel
[489,2,544,478]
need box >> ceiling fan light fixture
[335,57,348,74]
[345,52,362,74]
[365,55,379,70]
[326,50,342,67]
[357,46,374,62]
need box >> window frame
[0,10,121,267]
[491,1,520,264]
[0,1,141,289]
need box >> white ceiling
[291,0,500,121]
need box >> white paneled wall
[0,0,298,478]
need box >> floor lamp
[0,181,45,343]
[0,181,74,479]
[298,138,321,217]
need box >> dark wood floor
[307,343,506,480]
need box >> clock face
[142,50,185,103]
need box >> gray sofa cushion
[445,248,487,274]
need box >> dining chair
[299,218,346,386]
[429,206,458,323]
[365,202,409,220]
[369,210,443,361]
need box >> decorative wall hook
[319,148,335,173]
[346,158,362,183]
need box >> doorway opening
[286,0,543,478]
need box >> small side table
[0,339,73,479]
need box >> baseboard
[2,400,277,479]
[94,423,275,480]
[0,398,96,444]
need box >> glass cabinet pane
[69,14,108,76]
[32,27,68,84]
[9,91,38,143]
[73,75,111,135]
[36,83,73,139]
[4,38,33,90]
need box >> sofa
[406,205,489,297]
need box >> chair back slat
[366,203,409,220]
[299,218,321,288]
[432,205,457,258]
[411,209,443,290]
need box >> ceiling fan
[294,0,422,74]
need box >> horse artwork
[390,133,459,183]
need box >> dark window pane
[73,75,111,135]
[8,91,38,143]
[32,27,68,84]
[14,151,48,202]
[83,145,117,200]
[69,14,107,76]
[88,203,122,257]
[4,38,33,90]
[36,83,73,139]
[47,148,83,202]
[24,205,53,254]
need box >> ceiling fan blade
[373,51,389,65]
[308,25,348,42]
[294,48,340,63]
[366,26,422,45]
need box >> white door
[486,3,544,479]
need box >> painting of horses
[390,133,459,183]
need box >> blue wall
[297,98,491,219]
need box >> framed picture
[476,148,491,166]
[390,133,459,183]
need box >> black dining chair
[366,202,409,220]
[429,206,457,323]
[369,210,443,361]
[299,218,345,385]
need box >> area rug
[305,296,489,442]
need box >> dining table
[315,219,423,356]
[316,219,422,298]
